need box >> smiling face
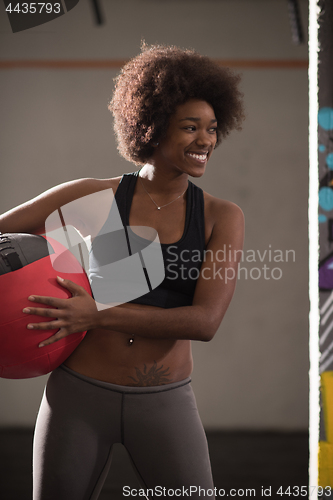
[151,99,218,177]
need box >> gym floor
[0,429,308,499]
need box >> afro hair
[109,44,245,165]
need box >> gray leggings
[33,365,215,500]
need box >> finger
[26,319,61,330]
[23,306,60,318]
[27,295,68,307]
[39,328,68,347]
[56,276,85,296]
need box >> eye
[209,127,217,134]
[183,126,196,131]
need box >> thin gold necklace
[139,176,188,210]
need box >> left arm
[24,201,244,346]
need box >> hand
[23,276,97,347]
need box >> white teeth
[187,153,208,160]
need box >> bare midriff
[64,304,193,387]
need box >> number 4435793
[5,3,61,14]
[277,486,332,497]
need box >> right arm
[0,177,118,236]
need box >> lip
[186,151,209,164]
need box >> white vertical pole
[308,0,320,494]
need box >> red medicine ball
[0,233,92,379]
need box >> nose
[195,130,215,148]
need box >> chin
[187,165,207,178]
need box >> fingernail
[28,296,35,301]
[57,276,64,281]
[23,308,30,313]
[27,324,34,329]
[39,343,45,348]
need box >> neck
[139,163,189,194]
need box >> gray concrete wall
[0,0,309,429]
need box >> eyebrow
[179,117,217,123]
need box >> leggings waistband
[59,364,191,394]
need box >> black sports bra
[89,171,206,309]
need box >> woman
[0,44,245,499]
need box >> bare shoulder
[32,176,124,232]
[0,176,123,235]
[80,176,123,193]
[203,191,244,229]
[38,176,122,205]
